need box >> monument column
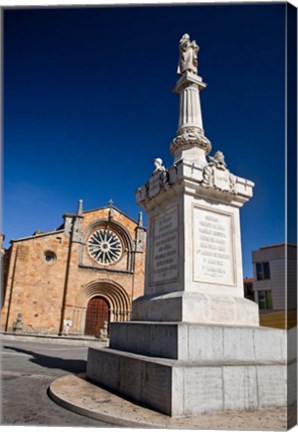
[133,33,259,326]
[170,34,211,166]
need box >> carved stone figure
[208,150,227,170]
[153,158,166,174]
[200,150,237,193]
[150,158,171,194]
[12,312,24,333]
[177,33,199,75]
[99,320,109,341]
[63,318,72,335]
[108,199,116,220]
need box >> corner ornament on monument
[201,150,237,193]
[153,158,170,191]
[136,158,171,203]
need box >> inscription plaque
[150,206,178,284]
[193,207,235,285]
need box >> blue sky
[3,3,290,277]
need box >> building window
[258,290,273,310]
[43,250,57,265]
[256,262,270,280]
[87,228,123,265]
[244,283,255,301]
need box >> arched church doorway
[84,296,109,336]
[79,280,131,336]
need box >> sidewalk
[1,332,108,348]
[49,373,292,430]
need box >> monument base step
[131,292,260,326]
[86,346,292,416]
[109,321,288,362]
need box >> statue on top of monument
[177,33,199,75]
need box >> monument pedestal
[132,157,260,328]
[131,292,259,326]
[87,322,292,416]
[86,35,292,417]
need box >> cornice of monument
[136,155,255,210]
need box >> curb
[48,374,288,430]
[2,333,108,347]
[49,374,166,428]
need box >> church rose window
[87,228,122,265]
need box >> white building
[252,243,297,312]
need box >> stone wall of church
[1,231,69,334]
[1,206,146,336]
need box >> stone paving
[50,373,292,430]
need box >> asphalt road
[1,339,112,426]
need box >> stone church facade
[1,201,146,336]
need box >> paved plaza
[1,338,110,426]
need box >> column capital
[173,71,206,94]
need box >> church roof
[10,203,143,244]
[10,229,65,244]
[82,204,139,225]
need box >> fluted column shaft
[178,83,203,132]
[170,71,211,163]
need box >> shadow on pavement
[3,345,87,374]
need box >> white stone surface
[171,367,185,415]
[253,327,285,361]
[132,291,259,326]
[223,366,258,411]
[256,365,287,407]
[223,327,255,361]
[87,346,288,416]
[109,321,287,363]
[183,366,224,414]
[188,324,223,361]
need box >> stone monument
[87,35,292,416]
[131,32,258,327]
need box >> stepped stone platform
[86,323,295,417]
[49,373,293,429]
[109,321,286,361]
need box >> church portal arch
[80,280,131,336]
